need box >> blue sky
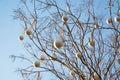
[0,0,25,80]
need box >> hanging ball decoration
[76,52,82,58]
[87,26,91,30]
[93,73,101,80]
[19,35,24,41]
[88,41,95,47]
[33,61,40,68]
[94,24,99,28]
[40,55,45,60]
[106,19,112,24]
[114,16,120,22]
[54,40,63,49]
[25,29,32,36]
[62,15,68,22]
[70,70,75,76]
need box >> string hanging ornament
[59,23,64,39]
[37,71,40,80]
[53,24,64,49]
[88,32,95,47]
[54,1,69,49]
[61,0,69,23]
[18,26,27,41]
[25,19,37,36]
[92,14,99,29]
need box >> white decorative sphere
[88,41,95,46]
[54,40,63,49]
[70,70,75,76]
[40,55,45,60]
[25,29,32,36]
[76,52,82,58]
[106,19,111,24]
[33,61,40,67]
[114,16,120,22]
[19,35,24,41]
[94,24,99,28]
[62,15,68,22]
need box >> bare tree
[11,0,120,80]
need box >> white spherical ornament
[62,15,68,22]
[94,24,99,28]
[33,61,40,68]
[88,41,95,46]
[76,52,82,58]
[40,55,45,60]
[18,35,24,41]
[54,40,63,49]
[114,16,120,22]
[93,74,100,80]
[70,70,75,76]
[106,19,111,24]
[25,29,32,36]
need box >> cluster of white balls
[33,55,46,68]
[52,14,68,49]
[18,29,32,41]
[106,16,120,24]
[19,13,120,76]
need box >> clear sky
[0,0,25,80]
